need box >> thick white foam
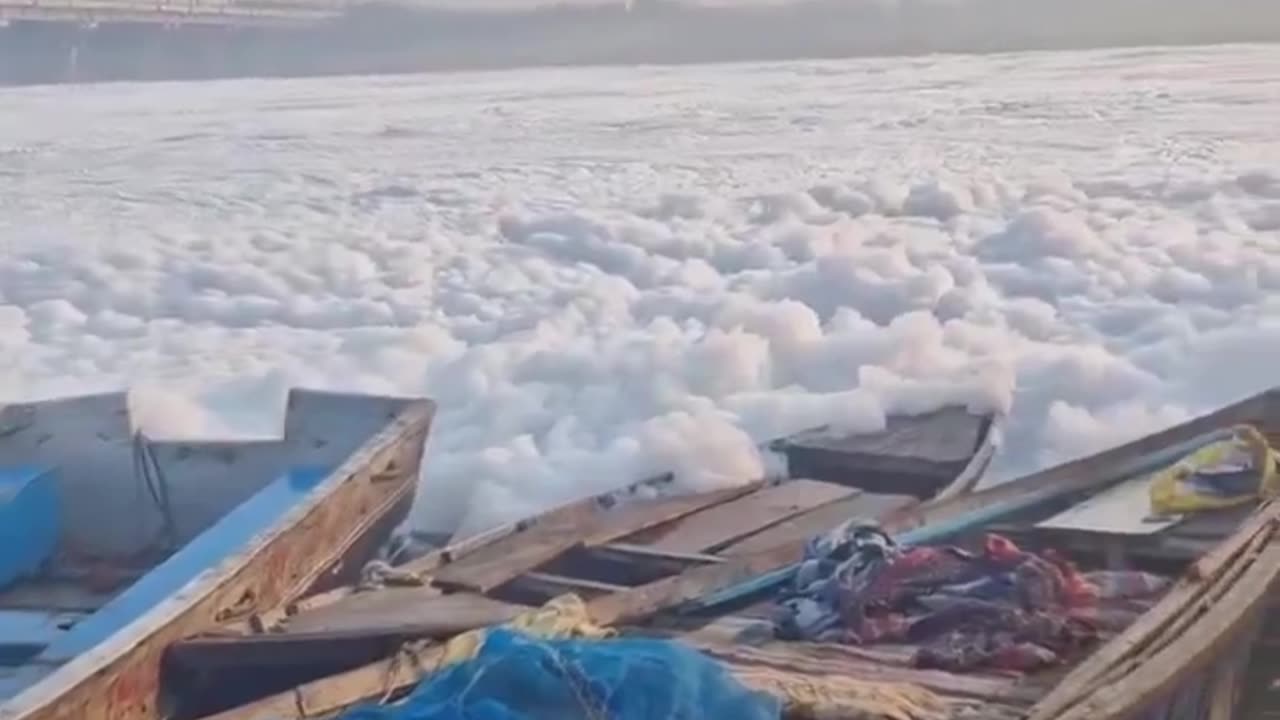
[1,44,1277,537]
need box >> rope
[132,432,178,553]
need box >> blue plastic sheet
[341,628,781,720]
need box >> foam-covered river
[2,44,1278,536]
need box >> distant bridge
[0,0,345,26]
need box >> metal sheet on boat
[1036,475,1184,536]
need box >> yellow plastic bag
[1149,425,1278,517]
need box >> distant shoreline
[3,0,1279,87]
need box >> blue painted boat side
[0,467,60,591]
[0,466,330,701]
[0,612,73,667]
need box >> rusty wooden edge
[275,448,423,606]
[0,391,437,719]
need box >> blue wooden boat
[160,403,1003,719]
[0,389,435,720]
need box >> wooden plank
[623,479,855,554]
[589,543,724,567]
[728,663,1017,720]
[196,640,445,720]
[543,543,725,588]
[781,407,990,495]
[431,483,761,594]
[505,572,627,599]
[586,540,802,627]
[1035,474,1183,536]
[719,491,916,556]
[587,490,928,626]
[579,482,764,546]
[280,589,514,637]
[689,638,1040,705]
[170,593,524,672]
[427,503,609,594]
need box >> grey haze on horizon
[334,0,1280,69]
[3,0,1279,86]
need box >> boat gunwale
[0,389,436,720]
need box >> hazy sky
[400,0,796,7]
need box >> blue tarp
[341,628,782,720]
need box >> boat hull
[170,405,1004,720]
[0,391,435,720]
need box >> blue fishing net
[340,628,781,720]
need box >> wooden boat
[174,388,1280,720]
[161,403,1003,719]
[662,387,1280,720]
[0,389,436,720]
[192,387,1280,720]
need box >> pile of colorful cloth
[772,523,1171,673]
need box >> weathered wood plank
[586,540,802,627]
[729,663,1014,720]
[579,482,765,546]
[589,543,725,567]
[689,637,1040,705]
[781,407,990,496]
[719,491,916,556]
[196,640,444,720]
[543,542,725,588]
[279,589,514,637]
[585,490,929,627]
[431,483,761,594]
[1035,474,1183,536]
[622,480,855,554]
[504,572,627,600]
[170,593,524,672]
[429,504,601,594]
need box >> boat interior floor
[720,503,1261,717]
[0,555,161,664]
